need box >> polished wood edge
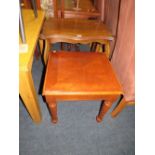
[43,37,114,45]
[111,97,134,118]
[40,34,114,41]
[43,94,122,101]
[63,10,101,16]
[43,91,123,96]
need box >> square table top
[40,18,113,43]
[43,51,122,97]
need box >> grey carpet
[19,44,135,155]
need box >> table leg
[19,70,42,123]
[96,100,113,123]
[34,41,41,59]
[90,42,97,51]
[105,41,110,58]
[75,44,80,51]
[48,101,58,124]
[61,42,65,50]
[111,97,126,117]
[43,40,50,65]
[66,43,71,51]
[91,41,110,58]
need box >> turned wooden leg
[96,100,113,123]
[48,101,58,124]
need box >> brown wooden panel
[94,0,105,21]
[104,0,120,55]
[111,0,135,101]
[104,0,120,34]
[41,18,113,43]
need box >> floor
[19,44,135,155]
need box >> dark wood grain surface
[40,18,113,44]
[43,51,122,98]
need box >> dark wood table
[43,51,123,124]
[40,18,113,63]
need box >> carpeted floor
[19,44,135,155]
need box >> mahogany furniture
[19,9,45,123]
[110,0,135,117]
[40,0,105,63]
[94,0,105,21]
[40,18,113,64]
[111,97,135,117]
[43,51,123,124]
[57,0,101,19]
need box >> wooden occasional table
[19,9,45,123]
[43,51,123,124]
[40,18,113,63]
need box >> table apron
[45,94,121,102]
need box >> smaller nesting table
[43,51,123,124]
[40,18,113,64]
